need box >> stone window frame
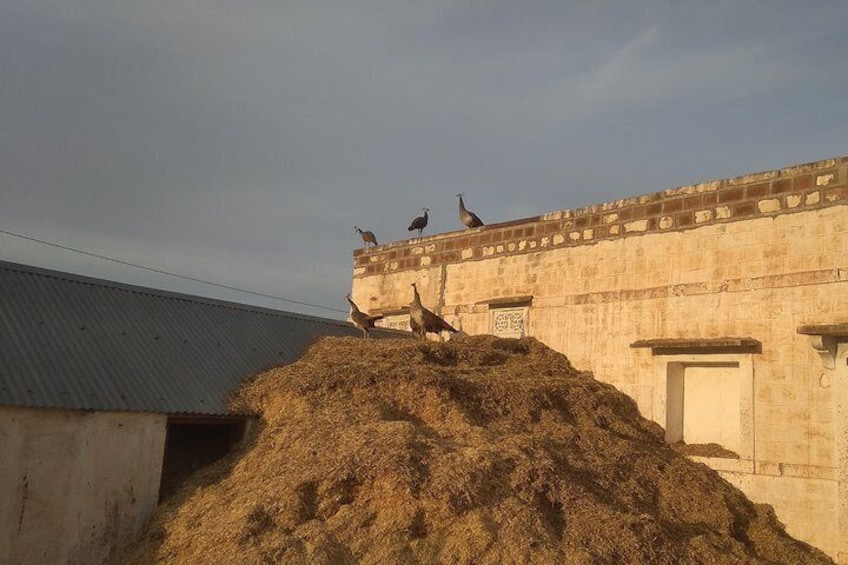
[632,338,760,462]
[483,296,533,339]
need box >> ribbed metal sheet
[0,260,394,416]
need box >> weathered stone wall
[350,156,848,561]
[0,407,167,565]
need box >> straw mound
[118,336,831,565]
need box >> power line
[0,228,348,314]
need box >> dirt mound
[117,336,831,564]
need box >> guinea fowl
[408,208,429,236]
[457,193,484,228]
[409,282,458,340]
[355,226,378,248]
[345,294,382,338]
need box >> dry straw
[116,336,832,564]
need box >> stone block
[795,174,812,190]
[624,219,648,232]
[719,186,745,203]
[825,186,847,202]
[683,195,702,210]
[734,201,756,216]
[663,199,683,213]
[695,210,713,224]
[816,173,835,186]
[758,199,782,213]
[756,461,783,476]
[786,194,802,208]
[746,183,769,198]
[771,179,793,194]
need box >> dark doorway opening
[159,416,248,501]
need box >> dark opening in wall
[159,416,248,502]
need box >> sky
[2,1,846,320]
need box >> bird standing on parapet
[345,294,383,338]
[457,193,484,228]
[355,226,378,249]
[408,207,429,236]
[409,282,458,341]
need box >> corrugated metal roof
[0,260,400,416]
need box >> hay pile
[118,336,831,565]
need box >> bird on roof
[408,207,429,236]
[409,282,458,340]
[355,226,378,249]
[345,294,383,338]
[457,193,484,229]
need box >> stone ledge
[476,295,534,308]
[797,323,848,336]
[631,337,762,355]
[689,456,754,474]
[631,337,761,350]
[693,458,838,480]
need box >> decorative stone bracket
[808,335,840,369]
[798,324,848,369]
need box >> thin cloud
[544,29,800,122]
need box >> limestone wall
[350,156,848,561]
[0,407,167,565]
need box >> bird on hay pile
[408,207,429,236]
[457,193,484,229]
[409,282,458,341]
[345,294,383,338]
[355,226,378,249]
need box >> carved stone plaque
[492,308,527,338]
[377,316,410,332]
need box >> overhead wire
[0,228,348,314]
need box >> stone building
[350,156,848,562]
[0,260,390,565]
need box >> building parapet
[353,156,848,277]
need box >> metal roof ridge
[0,259,348,327]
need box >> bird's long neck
[346,296,360,315]
[458,196,466,213]
[411,285,421,306]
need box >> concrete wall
[0,406,167,565]
[350,156,848,560]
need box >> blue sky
[2,1,846,318]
